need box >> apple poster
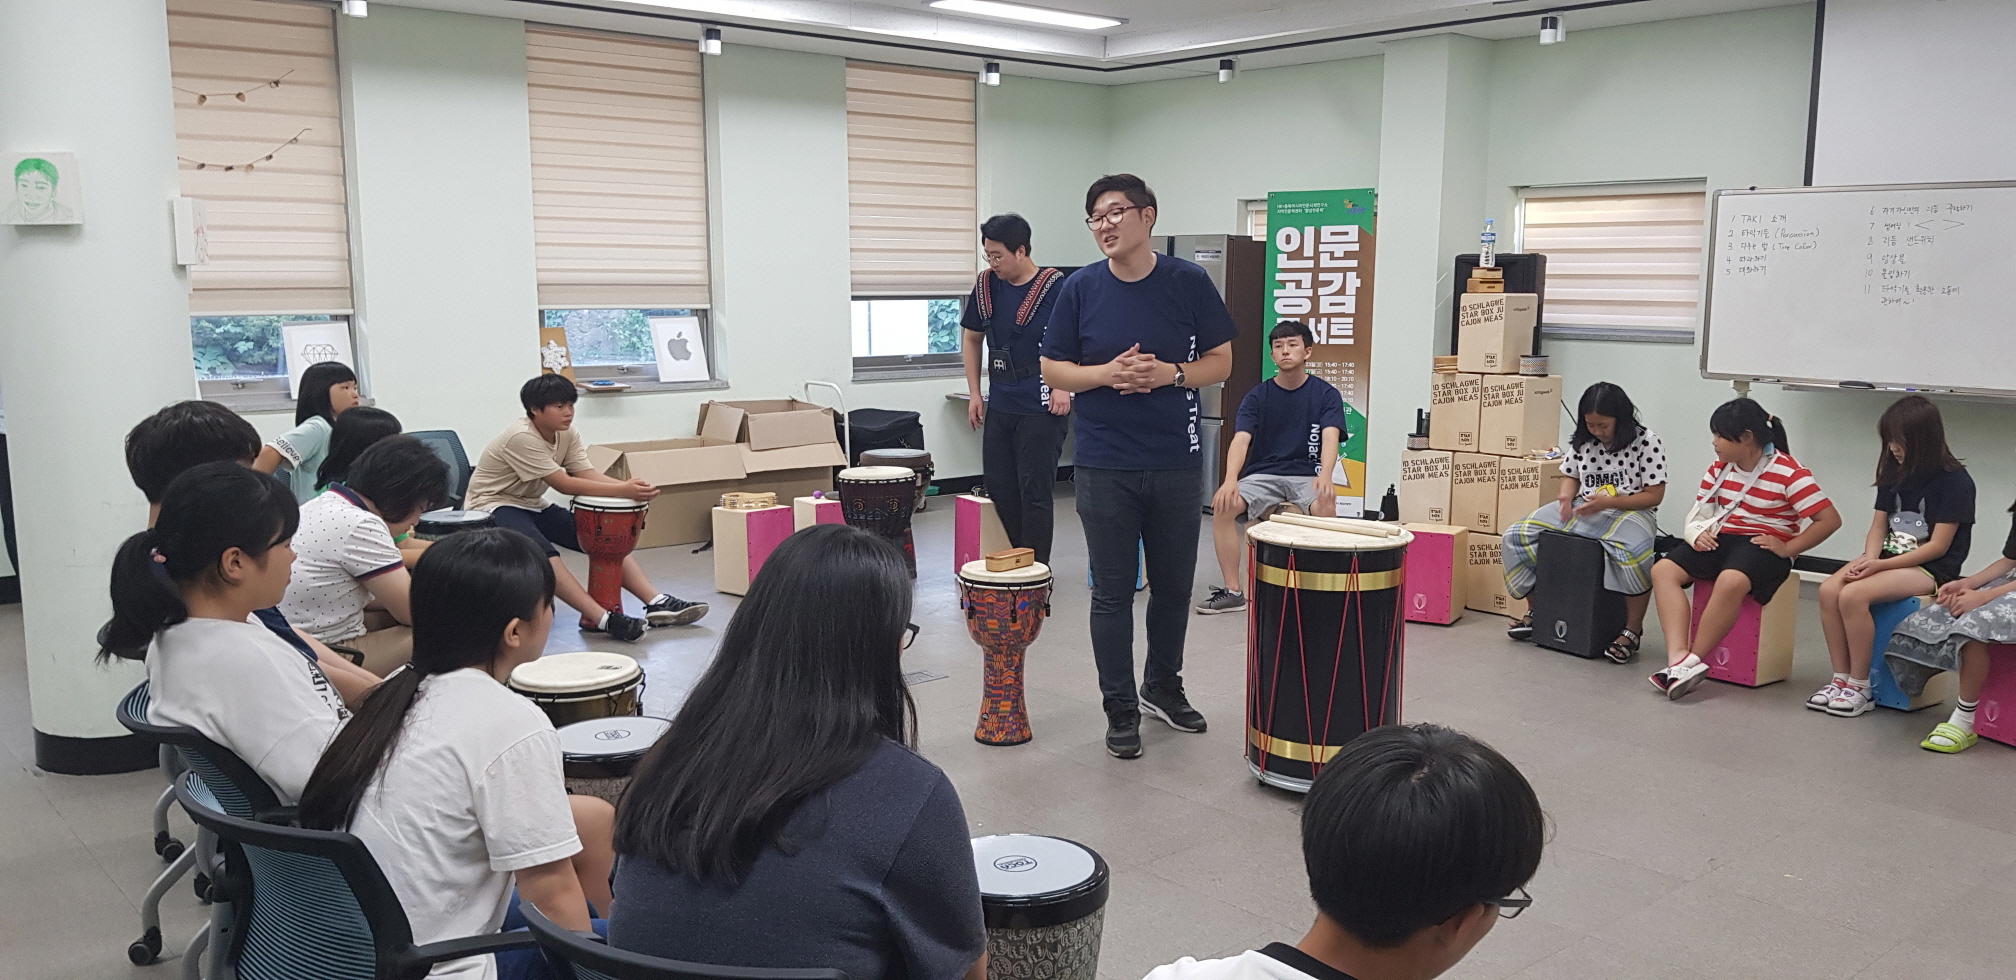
[649,314,708,383]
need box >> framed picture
[649,315,709,383]
[282,321,355,399]
[3,153,83,226]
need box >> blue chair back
[407,430,473,508]
[520,905,849,980]
[117,682,282,820]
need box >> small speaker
[1530,531,1627,659]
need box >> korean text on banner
[1265,189,1377,518]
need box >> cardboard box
[1479,374,1562,456]
[1400,524,1469,625]
[1495,457,1566,526]
[1466,533,1527,619]
[587,430,845,549]
[1456,293,1538,374]
[1399,450,1452,525]
[697,399,836,452]
[711,505,793,596]
[1449,452,1499,534]
[1428,373,1482,453]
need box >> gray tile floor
[5,487,2015,980]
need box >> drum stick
[1269,513,1401,538]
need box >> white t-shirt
[1557,428,1669,503]
[145,617,350,805]
[280,487,406,644]
[349,668,582,980]
[1144,944,1355,980]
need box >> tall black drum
[1245,517,1410,793]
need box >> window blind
[846,63,977,297]
[168,0,352,315]
[1520,191,1706,333]
[527,27,710,309]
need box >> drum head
[558,716,670,759]
[971,834,1109,929]
[861,449,930,463]
[1246,519,1411,552]
[418,509,491,526]
[509,652,641,693]
[837,466,916,482]
[959,560,1052,585]
[573,495,647,511]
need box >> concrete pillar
[1366,34,1493,499]
[0,0,195,772]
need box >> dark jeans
[1075,466,1204,714]
[982,409,1070,564]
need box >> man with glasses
[1140,724,1544,980]
[962,213,1071,564]
[1041,174,1236,759]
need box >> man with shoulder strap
[962,213,1072,564]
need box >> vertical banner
[1265,189,1377,517]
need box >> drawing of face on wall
[3,154,82,225]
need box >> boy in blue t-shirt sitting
[1199,321,1346,615]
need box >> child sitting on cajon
[1197,321,1345,615]
[464,375,708,643]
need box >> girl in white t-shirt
[99,461,349,805]
[253,360,360,503]
[299,529,616,980]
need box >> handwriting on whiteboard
[1719,202,1969,305]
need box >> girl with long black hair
[608,524,986,980]
[99,461,349,804]
[253,359,359,502]
[298,529,615,980]
[1812,396,1974,717]
[1499,382,1669,663]
[1649,398,1841,701]
[316,405,402,491]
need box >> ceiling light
[1539,14,1566,44]
[926,1,1124,32]
[982,62,1002,86]
[1217,58,1237,84]
[340,0,367,16]
[701,26,723,56]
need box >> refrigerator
[1155,234,1267,512]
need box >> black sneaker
[1105,708,1142,759]
[1506,614,1535,642]
[1140,680,1207,733]
[582,611,648,643]
[644,594,709,627]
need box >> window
[543,308,716,385]
[169,0,357,406]
[1244,199,1268,241]
[850,299,963,380]
[1517,184,1707,341]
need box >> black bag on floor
[840,408,924,465]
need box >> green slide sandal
[1921,723,1978,754]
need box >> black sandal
[1506,614,1534,642]
[1604,629,1641,664]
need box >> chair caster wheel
[129,927,163,965]
[154,831,185,861]
[194,873,213,903]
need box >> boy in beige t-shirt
[464,375,707,641]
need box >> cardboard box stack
[1397,281,1565,618]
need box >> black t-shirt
[607,741,985,980]
[1875,466,1976,581]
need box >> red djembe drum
[1245,515,1410,793]
[959,559,1052,746]
[837,466,918,576]
[572,496,649,615]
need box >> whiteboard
[1700,183,2016,395]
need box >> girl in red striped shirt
[1650,399,1842,700]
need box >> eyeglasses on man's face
[1491,887,1533,919]
[1085,204,1140,228]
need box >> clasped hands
[1104,344,1175,394]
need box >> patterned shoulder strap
[1013,268,1064,327]
[972,270,995,324]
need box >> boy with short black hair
[463,375,707,642]
[1199,321,1346,615]
[1142,724,1544,980]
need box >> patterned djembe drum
[958,559,1052,746]
[836,465,918,576]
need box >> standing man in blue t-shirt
[1042,174,1237,760]
[1199,320,1347,615]
[962,213,1072,564]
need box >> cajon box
[1868,596,1954,711]
[793,495,842,531]
[1456,293,1538,374]
[954,494,1011,572]
[1496,457,1566,526]
[1399,450,1453,526]
[1428,373,1482,453]
[1449,453,1500,534]
[711,505,793,596]
[1479,374,1563,456]
[1975,646,2016,748]
[1691,576,1798,687]
[1530,531,1626,660]
[1400,524,1468,625]
[1465,533,1526,619]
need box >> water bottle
[1479,219,1496,268]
